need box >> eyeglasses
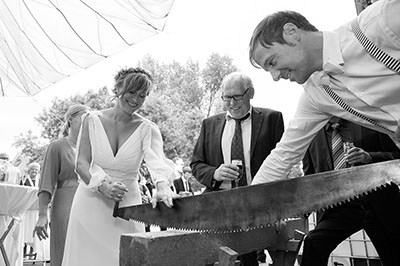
[221,88,250,102]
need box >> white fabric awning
[0,0,174,97]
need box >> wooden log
[217,246,238,266]
[269,230,306,266]
[120,218,307,266]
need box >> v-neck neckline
[95,115,143,158]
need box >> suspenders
[322,19,400,134]
[351,19,400,73]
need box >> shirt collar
[324,117,347,131]
[310,31,345,86]
[322,31,345,75]
[226,106,252,121]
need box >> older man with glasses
[191,71,284,265]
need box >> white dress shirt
[253,0,400,184]
[220,108,252,189]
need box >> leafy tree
[138,55,205,162]
[202,52,239,117]
[12,130,47,164]
[35,87,113,141]
[13,87,113,162]
[14,53,238,165]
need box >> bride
[62,67,177,266]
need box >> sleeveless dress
[62,112,175,266]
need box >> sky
[0,0,356,160]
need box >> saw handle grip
[113,201,119,218]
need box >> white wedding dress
[62,112,175,266]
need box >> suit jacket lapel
[250,107,263,159]
[214,114,226,164]
[323,128,335,170]
[349,123,362,146]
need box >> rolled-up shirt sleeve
[141,121,175,185]
[252,91,331,184]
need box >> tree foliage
[202,52,238,117]
[35,87,113,141]
[14,88,114,163]
[12,130,47,164]
[14,53,238,165]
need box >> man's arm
[190,120,218,190]
[362,131,400,163]
[252,93,330,184]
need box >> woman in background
[33,104,90,266]
[62,67,176,266]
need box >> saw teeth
[129,218,145,224]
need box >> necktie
[331,123,346,170]
[231,113,250,188]
[184,180,188,192]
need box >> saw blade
[114,160,400,233]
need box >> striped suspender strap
[351,19,400,73]
[322,85,394,133]
[322,19,400,134]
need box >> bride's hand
[152,181,177,208]
[98,181,128,202]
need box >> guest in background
[138,172,152,232]
[33,104,90,266]
[301,117,400,265]
[173,166,193,196]
[20,162,41,259]
[20,162,40,187]
[191,72,284,265]
[138,161,167,232]
[0,152,21,184]
[139,162,154,197]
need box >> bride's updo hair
[112,67,153,98]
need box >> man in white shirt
[191,72,284,265]
[248,0,400,184]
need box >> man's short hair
[249,10,318,68]
[182,166,192,174]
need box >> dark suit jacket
[173,177,193,194]
[191,107,284,192]
[303,120,400,175]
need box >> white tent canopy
[0,0,174,97]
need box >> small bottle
[343,142,355,167]
[231,159,243,187]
